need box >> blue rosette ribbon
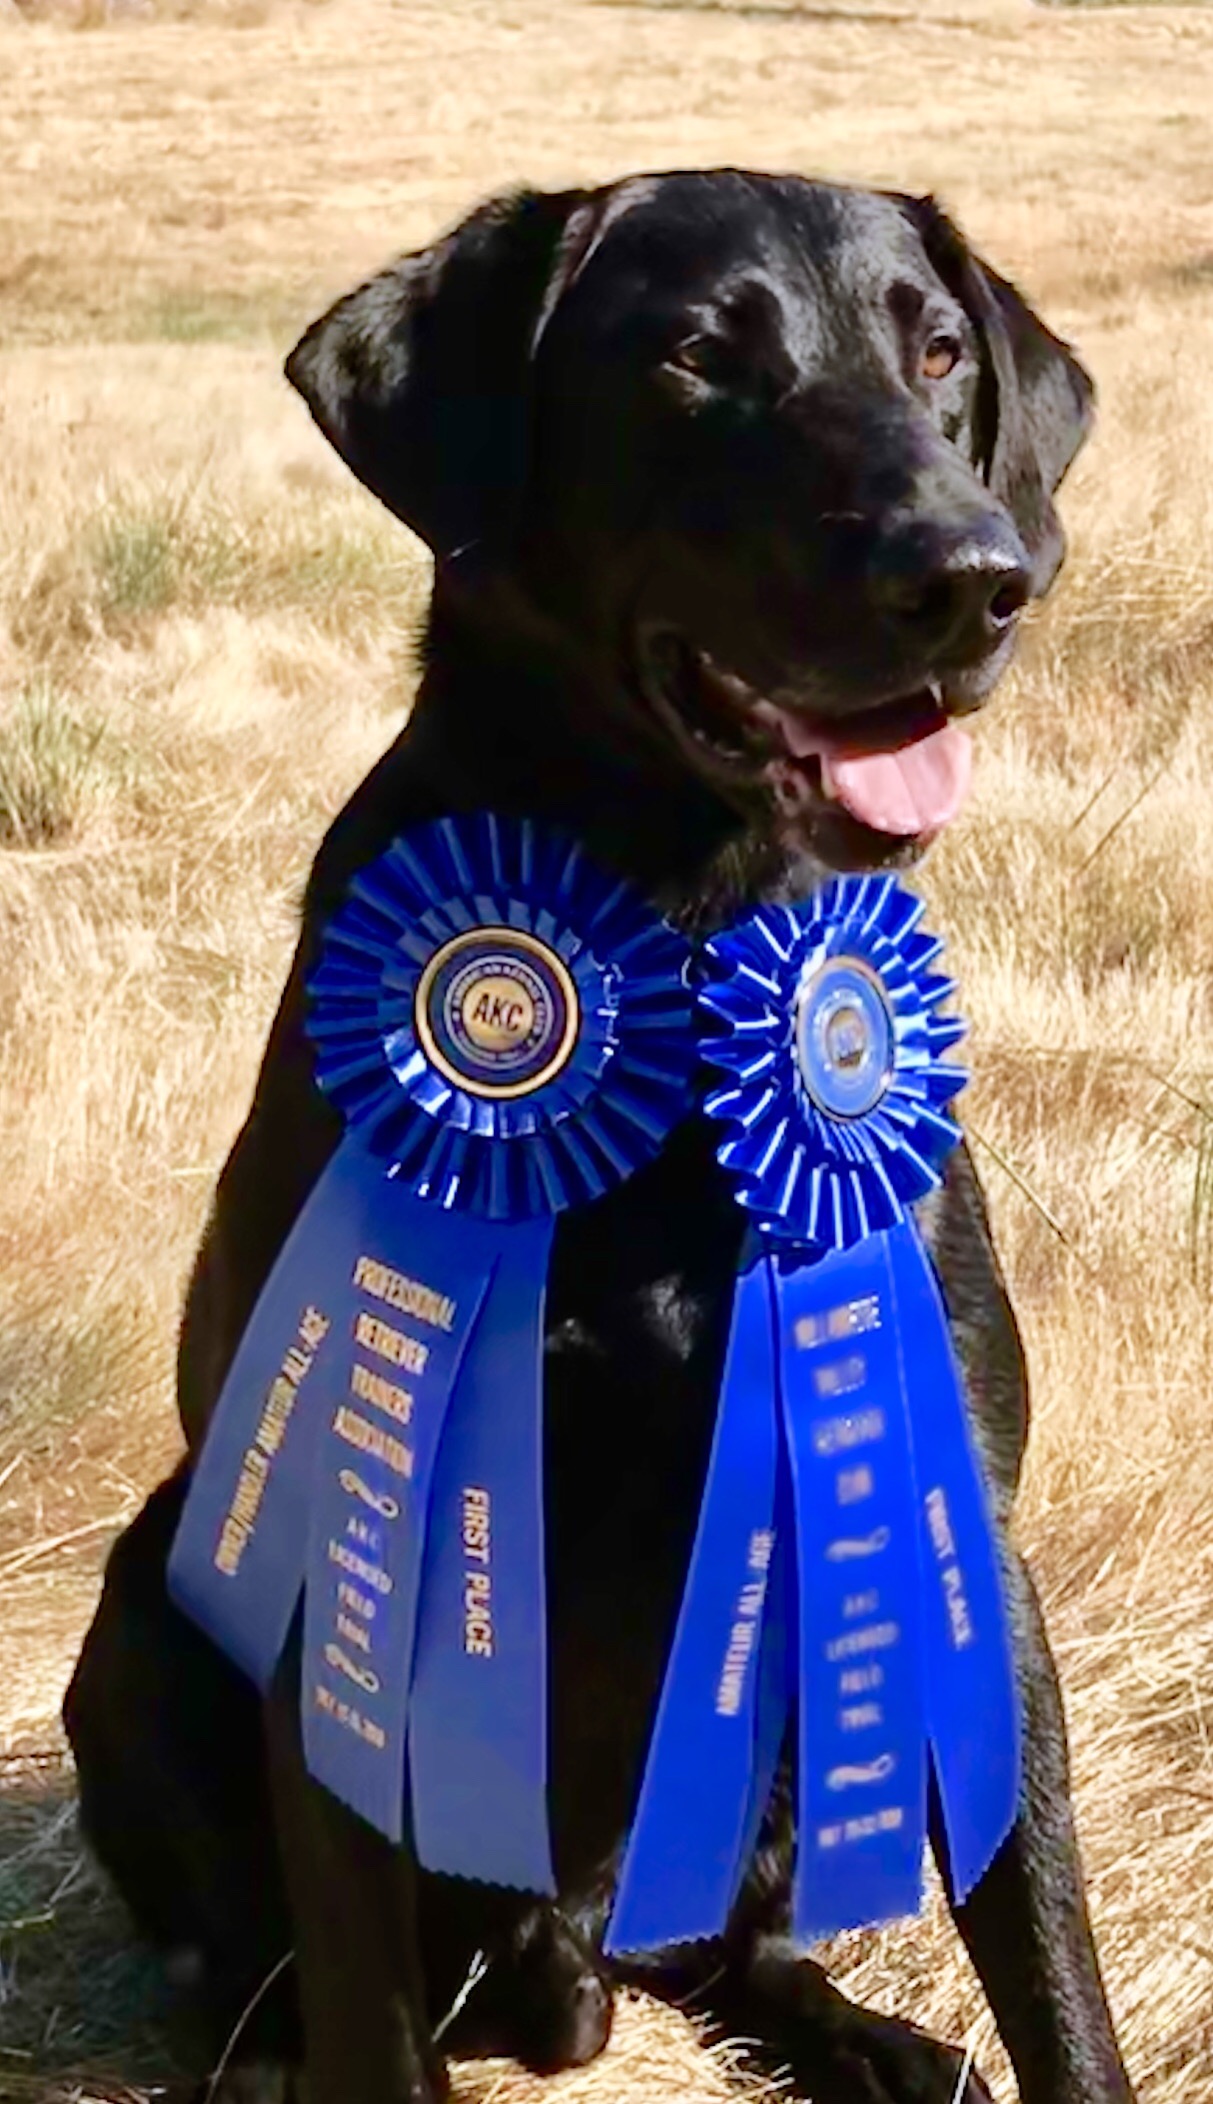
[169,814,694,1890]
[607,874,1020,1954]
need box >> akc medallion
[414,928,579,1100]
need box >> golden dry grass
[2,0,1213,2097]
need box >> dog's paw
[515,1957,613,2075]
[797,2008,991,2104]
[442,1907,613,2073]
[508,1908,613,2074]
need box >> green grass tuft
[89,514,178,622]
[78,492,404,637]
[0,686,137,849]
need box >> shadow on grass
[0,1749,192,2104]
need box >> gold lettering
[215,1514,251,1576]
[812,1354,868,1401]
[324,1641,380,1695]
[942,1563,974,1649]
[215,1445,271,1572]
[824,1620,901,1663]
[839,1662,884,1695]
[352,1256,456,1332]
[840,1702,884,1731]
[212,1458,266,1576]
[715,1619,757,1716]
[464,1574,492,1649]
[332,1405,413,1478]
[353,1312,430,1375]
[313,1683,387,1751]
[328,1539,393,1593]
[811,1407,886,1458]
[462,1485,490,1563]
[256,1375,295,1456]
[924,1485,957,1559]
[299,1305,331,1351]
[794,1297,882,1350]
[461,1495,493,1657]
[816,1805,904,1850]
[349,1361,414,1425]
[211,1305,329,1576]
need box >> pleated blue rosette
[307,814,694,1220]
[169,814,694,1890]
[700,873,966,1250]
[608,873,1020,1956]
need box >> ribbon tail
[408,1217,556,1893]
[300,1185,501,1842]
[732,1438,796,1907]
[885,1220,1022,1904]
[773,1235,928,1942]
[605,1248,781,1956]
[168,1140,378,1690]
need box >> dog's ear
[285,187,596,556]
[900,196,1095,593]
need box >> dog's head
[287,172,1092,872]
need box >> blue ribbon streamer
[299,1191,504,1849]
[408,1217,556,1890]
[884,1223,1021,1904]
[170,815,694,1891]
[605,1247,781,1955]
[609,1222,1019,1952]
[607,876,1020,1953]
[167,1140,378,1691]
[773,1229,929,1938]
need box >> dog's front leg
[947,1551,1134,2104]
[669,1938,993,2104]
[263,1672,444,2104]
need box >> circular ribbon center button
[416,929,580,1100]
[795,955,894,1120]
[460,975,537,1054]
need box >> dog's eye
[667,334,718,379]
[921,333,962,381]
[660,308,792,400]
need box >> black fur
[65,171,1129,2104]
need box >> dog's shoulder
[302,716,441,930]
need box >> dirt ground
[1,0,1213,2098]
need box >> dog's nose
[868,518,1031,663]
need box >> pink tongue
[820,724,973,837]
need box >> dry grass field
[2,0,1213,2097]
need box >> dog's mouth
[639,634,975,858]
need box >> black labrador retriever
[65,170,1133,2104]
